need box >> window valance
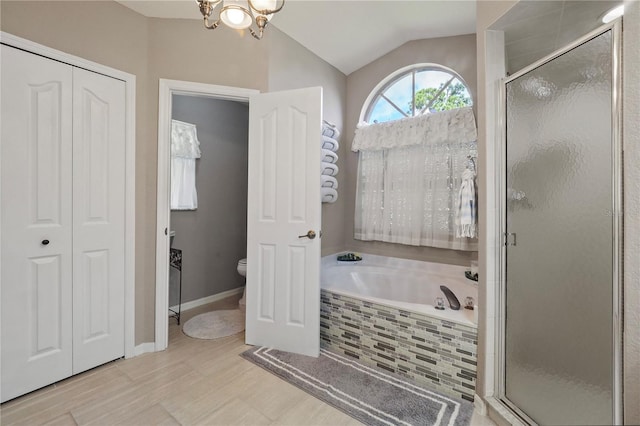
[171,119,202,159]
[352,106,477,152]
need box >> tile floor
[0,295,496,425]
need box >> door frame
[155,79,259,351]
[0,32,137,359]
[492,22,623,425]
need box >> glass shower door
[503,29,617,425]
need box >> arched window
[353,63,478,250]
[361,64,473,124]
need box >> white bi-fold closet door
[0,45,126,402]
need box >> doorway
[156,81,324,357]
[169,95,249,319]
[155,80,259,351]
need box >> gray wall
[266,28,348,256]
[170,95,249,305]
[343,34,478,266]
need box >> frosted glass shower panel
[504,31,614,425]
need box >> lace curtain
[353,107,478,251]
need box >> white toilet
[237,258,247,313]
[237,258,247,277]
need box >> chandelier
[196,0,285,40]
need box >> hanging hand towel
[171,158,198,210]
[322,135,339,152]
[321,175,338,189]
[171,119,201,210]
[455,168,477,238]
[321,187,338,203]
[321,149,338,164]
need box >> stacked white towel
[321,162,339,176]
[321,175,338,189]
[322,135,339,152]
[321,187,338,203]
[321,121,340,203]
[321,149,338,164]
[322,120,340,140]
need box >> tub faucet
[439,285,461,310]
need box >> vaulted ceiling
[116,0,623,76]
[115,0,477,75]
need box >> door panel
[29,256,65,357]
[1,45,74,402]
[258,110,278,220]
[286,246,306,325]
[72,68,126,374]
[80,250,110,340]
[246,87,322,357]
[257,244,276,321]
[503,30,615,424]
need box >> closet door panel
[1,45,73,402]
[72,68,126,374]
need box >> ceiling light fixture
[601,4,624,23]
[196,0,284,39]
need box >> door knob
[41,239,50,246]
[298,230,316,240]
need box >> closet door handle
[41,239,50,246]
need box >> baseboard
[484,396,527,426]
[131,342,156,357]
[474,394,487,415]
[168,286,244,314]
[135,288,244,357]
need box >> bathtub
[321,253,477,326]
[320,253,479,402]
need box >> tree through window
[363,64,472,124]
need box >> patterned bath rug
[182,309,244,339]
[241,346,473,426]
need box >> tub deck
[320,253,478,402]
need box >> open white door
[245,87,322,357]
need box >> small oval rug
[182,309,245,340]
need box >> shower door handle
[298,230,317,239]
[505,232,517,246]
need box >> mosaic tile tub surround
[320,290,478,402]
